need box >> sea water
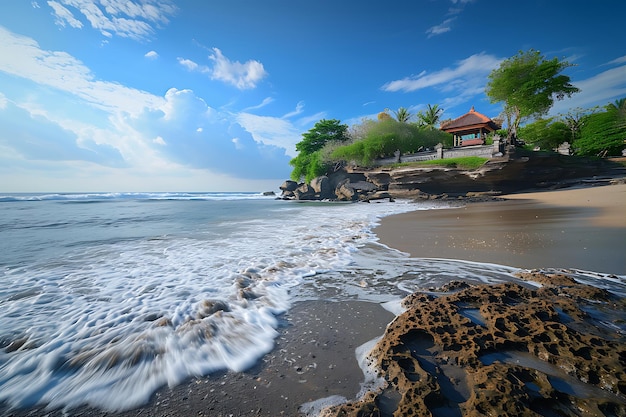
[0,192,624,412]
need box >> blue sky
[1,0,625,192]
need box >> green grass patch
[391,156,489,170]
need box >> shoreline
[375,183,626,275]
[3,182,625,417]
[1,300,394,417]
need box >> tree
[518,118,571,150]
[486,49,579,143]
[294,119,348,155]
[290,119,349,182]
[416,104,443,129]
[574,99,626,157]
[393,107,413,123]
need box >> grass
[391,156,489,170]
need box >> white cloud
[282,101,305,119]
[0,26,163,115]
[47,1,83,28]
[209,48,268,90]
[46,0,177,40]
[296,111,327,127]
[242,97,274,112]
[607,55,626,65]
[551,62,626,115]
[178,48,268,90]
[237,113,300,156]
[231,137,244,150]
[177,57,201,72]
[382,52,502,93]
[0,27,293,190]
[144,50,158,59]
[426,17,456,38]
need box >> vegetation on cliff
[289,49,624,184]
[518,98,626,156]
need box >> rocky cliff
[279,151,626,201]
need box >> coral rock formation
[324,272,626,417]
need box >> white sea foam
[2,195,625,413]
[0,196,424,412]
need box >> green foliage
[393,107,413,123]
[486,49,579,140]
[289,151,327,183]
[416,104,443,129]
[574,104,626,156]
[393,157,488,170]
[295,119,349,155]
[290,119,349,182]
[518,118,571,150]
[329,119,451,166]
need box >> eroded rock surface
[323,272,626,417]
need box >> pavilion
[440,106,500,147]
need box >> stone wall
[373,143,498,166]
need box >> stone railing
[373,139,503,166]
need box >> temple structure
[440,106,500,147]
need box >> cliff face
[279,151,626,201]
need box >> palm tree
[417,104,443,129]
[393,107,412,123]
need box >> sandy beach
[375,183,626,275]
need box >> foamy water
[1,192,624,412]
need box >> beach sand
[3,183,625,417]
[1,301,394,417]
[375,183,626,275]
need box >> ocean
[1,192,624,413]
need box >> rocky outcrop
[322,272,626,417]
[279,151,626,201]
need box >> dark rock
[335,180,357,201]
[293,183,316,200]
[279,180,299,192]
[310,176,334,199]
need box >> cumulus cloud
[178,48,268,90]
[209,48,268,90]
[0,27,293,185]
[236,113,301,157]
[46,0,177,40]
[144,50,159,59]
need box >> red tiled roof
[441,106,498,131]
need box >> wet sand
[375,183,626,275]
[1,300,393,417]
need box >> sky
[0,0,625,192]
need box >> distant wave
[0,192,275,202]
